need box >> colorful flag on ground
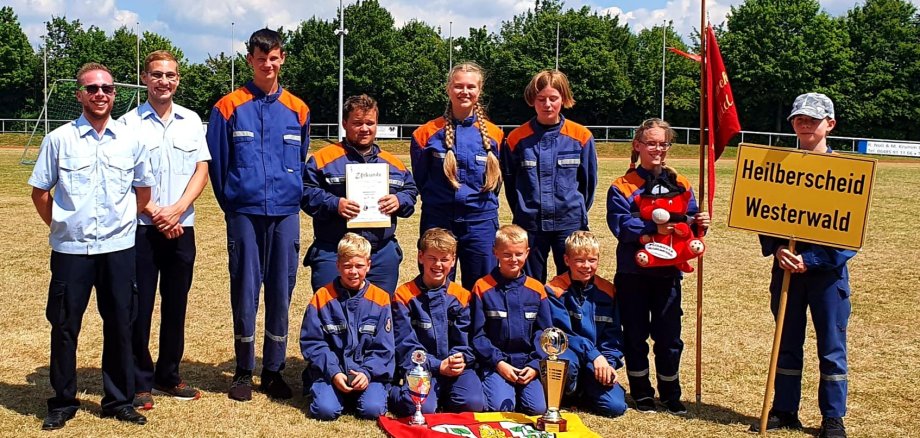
[378,411,601,438]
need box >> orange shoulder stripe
[215,87,254,121]
[472,275,498,298]
[278,90,310,126]
[560,119,593,147]
[546,273,572,298]
[524,277,548,299]
[377,150,408,171]
[611,171,645,199]
[594,276,616,299]
[394,281,422,306]
[364,284,392,307]
[675,174,693,191]
[480,120,505,147]
[310,283,338,310]
[412,118,447,148]
[312,144,347,169]
[446,282,472,307]
[505,123,534,152]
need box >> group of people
[27,27,852,438]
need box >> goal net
[20,79,145,164]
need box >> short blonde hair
[524,69,575,109]
[494,224,529,249]
[75,62,112,85]
[144,50,179,72]
[337,233,371,260]
[418,228,457,255]
[565,231,600,256]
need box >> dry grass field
[0,144,917,437]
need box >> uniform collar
[413,275,448,294]
[334,278,369,300]
[530,113,566,134]
[245,80,283,102]
[490,266,526,289]
[138,101,185,123]
[76,115,116,139]
[341,141,380,160]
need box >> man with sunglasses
[120,50,209,411]
[29,62,156,429]
[207,28,310,402]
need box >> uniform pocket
[227,239,239,280]
[171,141,198,175]
[59,156,93,196]
[45,281,67,325]
[282,132,302,174]
[232,131,255,168]
[105,154,134,195]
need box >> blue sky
[8,0,912,63]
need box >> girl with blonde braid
[411,62,504,290]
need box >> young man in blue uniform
[29,63,155,429]
[207,28,310,401]
[545,231,627,417]
[752,93,854,438]
[121,50,209,410]
[300,233,394,420]
[389,228,485,417]
[470,224,552,415]
[302,94,417,295]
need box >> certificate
[346,163,391,228]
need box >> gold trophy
[406,350,431,426]
[537,327,569,432]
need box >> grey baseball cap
[788,93,835,120]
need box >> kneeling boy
[389,228,485,416]
[546,231,627,417]
[300,233,394,420]
[471,224,551,415]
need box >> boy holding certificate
[302,94,418,294]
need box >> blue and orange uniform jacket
[302,141,418,248]
[607,167,699,275]
[206,81,310,215]
[500,115,597,232]
[546,272,624,370]
[410,115,504,222]
[392,276,475,377]
[300,279,395,383]
[470,268,553,371]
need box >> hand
[516,367,538,385]
[377,194,400,216]
[694,212,711,231]
[163,226,184,239]
[332,373,353,393]
[775,245,806,273]
[337,198,361,220]
[496,361,519,383]
[593,356,616,386]
[348,370,369,391]
[656,223,675,235]
[152,203,183,230]
[448,353,466,375]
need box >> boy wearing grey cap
[752,93,854,438]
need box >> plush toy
[633,175,705,273]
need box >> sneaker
[663,398,687,415]
[133,392,154,411]
[634,397,657,413]
[229,372,253,401]
[749,409,803,432]
[819,417,846,438]
[260,370,293,400]
[153,381,201,401]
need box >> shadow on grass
[177,356,310,408]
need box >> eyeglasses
[81,84,116,95]
[147,71,179,81]
[640,140,672,150]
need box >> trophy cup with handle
[406,350,431,426]
[537,327,569,432]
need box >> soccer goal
[19,79,145,165]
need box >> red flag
[704,24,741,215]
[667,47,701,63]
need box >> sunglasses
[81,84,116,95]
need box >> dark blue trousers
[308,380,389,421]
[133,225,196,392]
[226,212,300,373]
[420,214,498,291]
[306,238,403,294]
[770,269,850,418]
[46,248,137,414]
[614,273,684,402]
[388,368,485,417]
[524,229,579,283]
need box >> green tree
[720,0,854,132]
[284,17,338,123]
[0,6,38,117]
[391,20,447,123]
[843,0,920,139]
[105,26,139,84]
[176,53,242,117]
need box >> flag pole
[695,0,708,416]
[760,239,796,434]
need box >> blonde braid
[442,102,461,190]
[475,104,502,192]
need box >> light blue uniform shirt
[28,115,155,255]
[119,102,210,227]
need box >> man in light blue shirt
[120,50,210,411]
[29,62,156,430]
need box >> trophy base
[536,417,567,433]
